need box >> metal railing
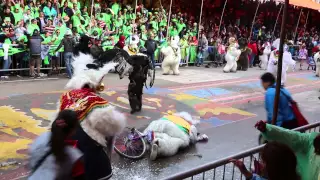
[164,122,320,180]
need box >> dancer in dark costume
[74,35,155,114]
[237,38,251,71]
[127,53,154,114]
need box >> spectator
[115,35,125,49]
[260,72,297,128]
[55,30,76,78]
[298,43,308,70]
[248,39,258,68]
[231,141,300,180]
[196,33,208,67]
[256,121,320,180]
[43,1,57,19]
[28,110,84,180]
[145,32,157,67]
[29,29,42,78]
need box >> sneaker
[150,143,158,161]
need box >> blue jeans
[250,54,256,66]
[2,56,11,70]
[64,52,73,78]
[147,52,155,68]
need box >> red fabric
[312,46,319,53]
[117,35,125,49]
[59,88,109,121]
[248,43,258,55]
[289,100,309,127]
[72,159,85,177]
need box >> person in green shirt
[176,18,186,34]
[256,121,320,180]
[180,35,189,62]
[27,19,40,35]
[111,0,120,18]
[12,7,23,25]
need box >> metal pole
[134,0,138,16]
[166,0,173,39]
[218,0,228,37]
[304,10,310,32]
[272,4,283,37]
[89,0,94,31]
[197,0,204,40]
[271,0,289,125]
[249,1,260,43]
[293,9,303,42]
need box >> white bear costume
[267,45,296,85]
[259,42,271,70]
[314,52,320,77]
[223,38,241,73]
[161,36,181,75]
[143,112,207,160]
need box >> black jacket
[59,7,73,17]
[145,39,157,54]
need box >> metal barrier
[164,122,320,180]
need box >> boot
[150,141,159,161]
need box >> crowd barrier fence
[0,44,310,74]
[163,121,320,180]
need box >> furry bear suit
[56,52,126,180]
[314,51,320,77]
[259,42,271,70]
[143,111,207,160]
[267,45,296,85]
[237,38,251,71]
[161,36,181,75]
[223,37,241,72]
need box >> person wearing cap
[55,29,76,78]
[145,32,157,68]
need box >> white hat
[65,29,72,35]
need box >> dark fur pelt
[237,38,251,71]
[73,35,91,56]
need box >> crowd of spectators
[0,0,320,78]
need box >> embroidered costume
[56,51,126,180]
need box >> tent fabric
[290,0,320,10]
[274,0,320,10]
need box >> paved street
[0,67,320,180]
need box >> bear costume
[143,111,208,160]
[237,38,251,71]
[161,36,181,75]
[223,37,241,73]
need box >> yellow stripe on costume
[163,115,191,132]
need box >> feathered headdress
[65,53,118,90]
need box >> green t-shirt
[12,11,23,25]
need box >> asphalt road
[0,67,319,180]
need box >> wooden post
[271,0,289,125]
